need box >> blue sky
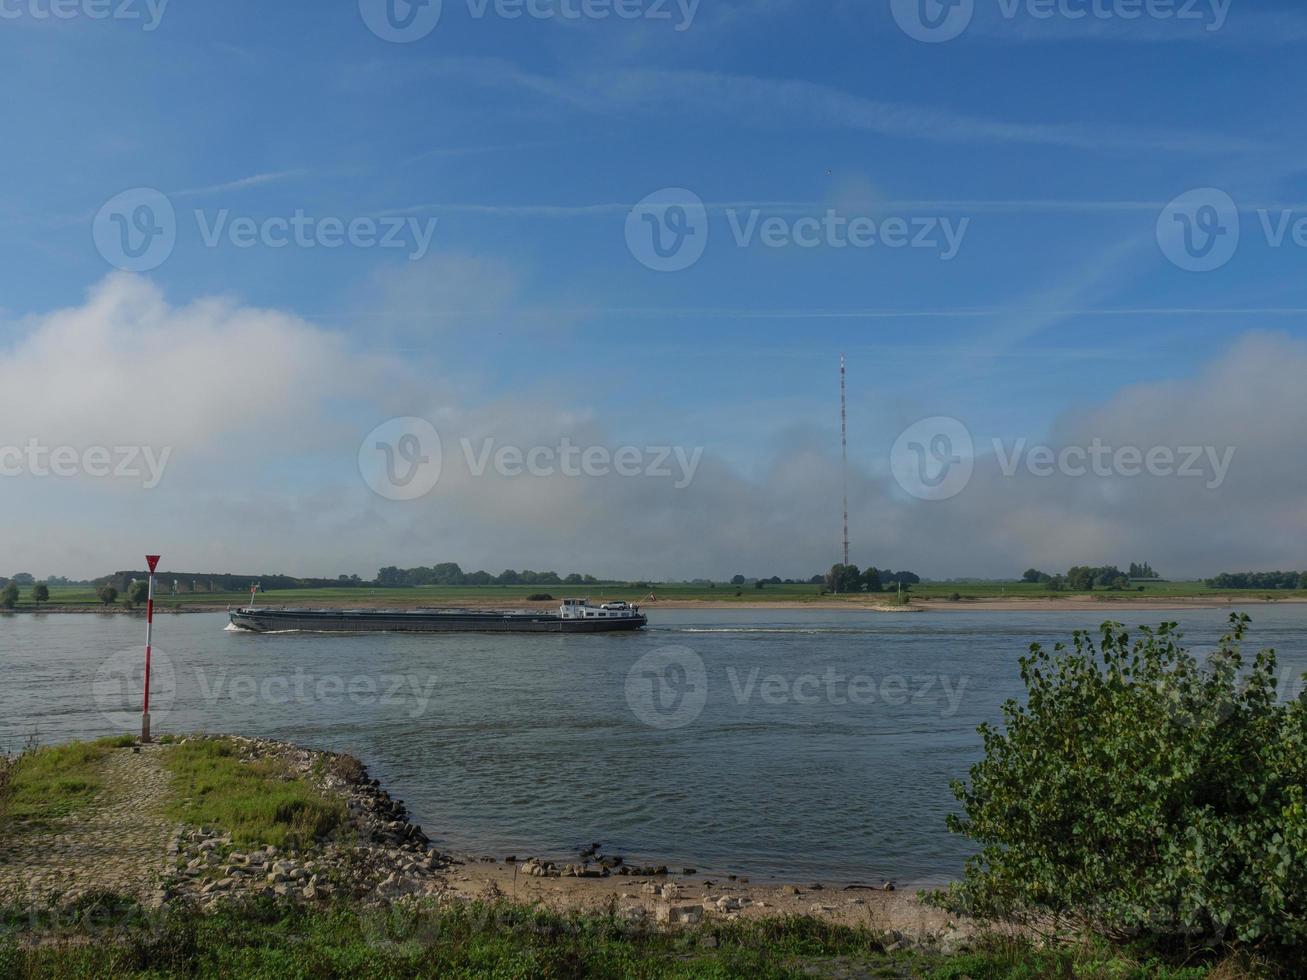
[2,0,1306,580]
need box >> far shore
[7,594,1306,616]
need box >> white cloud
[2,278,1304,582]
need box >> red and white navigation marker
[142,554,160,743]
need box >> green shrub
[934,614,1306,953]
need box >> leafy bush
[934,614,1306,953]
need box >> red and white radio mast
[840,354,849,569]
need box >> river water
[3,605,1305,885]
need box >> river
[3,604,1304,885]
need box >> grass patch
[0,900,1285,979]
[162,738,345,850]
[0,736,135,830]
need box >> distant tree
[1022,568,1048,583]
[808,574,825,585]
[825,564,863,594]
[97,585,118,607]
[755,580,765,590]
[0,582,18,609]
[731,575,746,586]
[10,573,35,586]
[32,583,50,608]
[1066,566,1095,592]
[861,567,883,593]
[1301,572,1307,590]
[496,570,521,586]
[129,581,150,606]
[1045,574,1066,592]
[1093,566,1126,589]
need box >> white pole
[142,555,159,743]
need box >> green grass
[162,738,346,850]
[6,580,1302,613]
[0,898,1274,980]
[0,736,135,828]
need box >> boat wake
[663,627,879,636]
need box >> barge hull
[228,610,647,634]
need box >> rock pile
[162,737,457,911]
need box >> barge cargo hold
[228,598,647,634]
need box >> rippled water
[3,605,1305,884]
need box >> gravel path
[0,743,176,907]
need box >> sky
[2,0,1306,581]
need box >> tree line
[823,564,921,594]
[1022,562,1161,591]
[375,565,603,587]
[1206,570,1307,590]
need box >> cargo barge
[228,598,647,634]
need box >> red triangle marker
[146,555,161,573]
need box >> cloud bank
[1,276,1303,581]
